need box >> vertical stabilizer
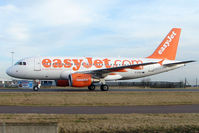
[147,28,181,60]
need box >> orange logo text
[42,57,143,71]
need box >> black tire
[100,85,109,91]
[33,86,39,91]
[88,85,95,91]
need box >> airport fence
[106,81,185,88]
[0,80,190,88]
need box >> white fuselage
[6,56,183,81]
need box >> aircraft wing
[78,62,157,78]
[163,60,196,67]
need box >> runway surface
[0,88,199,92]
[0,104,199,114]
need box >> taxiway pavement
[0,105,198,114]
[0,88,199,92]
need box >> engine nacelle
[69,73,92,87]
[56,80,69,87]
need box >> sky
[0,0,198,84]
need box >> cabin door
[34,58,41,71]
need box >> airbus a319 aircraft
[6,28,195,91]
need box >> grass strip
[0,113,199,133]
[0,91,198,106]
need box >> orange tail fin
[147,28,181,60]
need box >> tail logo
[158,31,177,55]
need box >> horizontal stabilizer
[163,60,196,67]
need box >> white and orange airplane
[6,28,195,91]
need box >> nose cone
[6,67,13,77]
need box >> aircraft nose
[6,67,13,77]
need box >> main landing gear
[88,84,96,91]
[100,84,109,91]
[88,84,109,91]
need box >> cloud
[0,4,18,13]
[0,0,198,82]
[28,0,95,27]
[6,23,30,41]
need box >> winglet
[147,28,181,60]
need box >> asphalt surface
[0,105,199,114]
[0,88,199,92]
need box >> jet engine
[69,73,94,87]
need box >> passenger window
[23,62,26,65]
[19,62,22,65]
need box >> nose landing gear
[33,86,40,91]
[33,80,41,91]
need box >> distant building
[41,80,56,87]
[18,80,33,89]
[107,81,185,88]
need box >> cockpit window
[15,62,27,66]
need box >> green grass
[0,91,198,106]
[0,89,199,132]
[1,113,199,133]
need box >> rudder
[147,28,181,60]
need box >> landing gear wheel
[88,85,96,91]
[33,86,39,91]
[100,85,109,91]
